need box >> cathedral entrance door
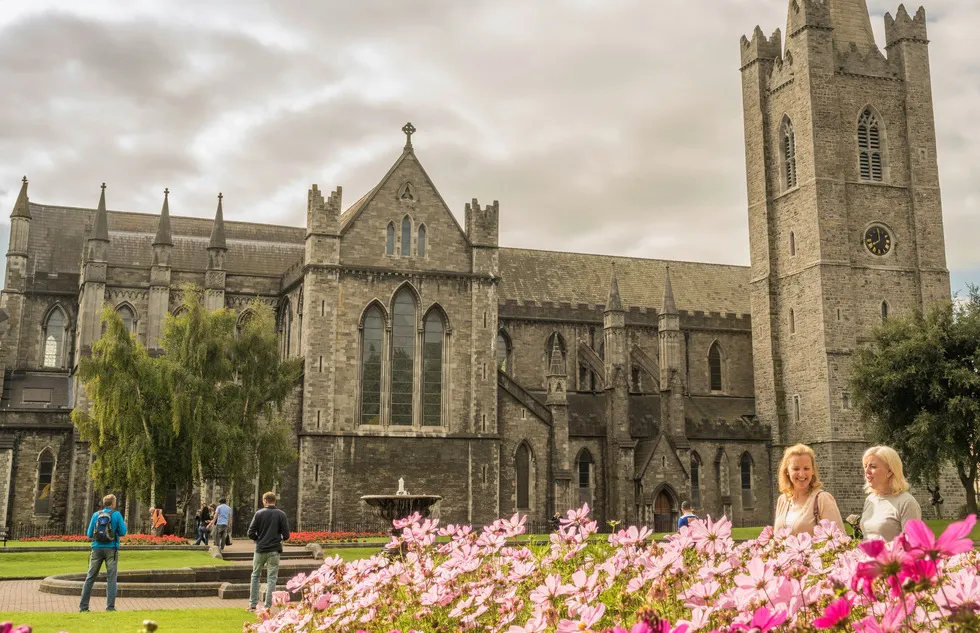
[653,490,675,533]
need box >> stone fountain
[361,477,442,539]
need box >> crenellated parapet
[464,198,499,248]
[836,42,897,79]
[884,5,928,47]
[786,0,831,38]
[306,184,342,236]
[739,26,782,70]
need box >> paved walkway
[0,541,315,613]
[0,579,251,612]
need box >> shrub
[248,505,980,633]
[16,534,191,546]
[286,531,384,546]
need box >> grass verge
[2,608,253,633]
[0,550,232,579]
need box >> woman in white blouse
[860,445,921,541]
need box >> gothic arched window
[516,442,532,510]
[390,289,416,426]
[708,342,723,392]
[359,306,384,425]
[858,108,884,182]
[34,448,54,515]
[117,305,136,334]
[881,300,889,321]
[421,310,444,426]
[42,307,66,368]
[278,300,292,358]
[400,216,412,257]
[576,448,594,507]
[690,452,702,508]
[417,225,427,258]
[497,330,512,374]
[386,222,395,256]
[740,452,754,508]
[781,117,797,190]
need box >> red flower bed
[17,533,192,545]
[287,531,384,545]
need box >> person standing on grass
[79,493,128,612]
[150,506,167,536]
[677,501,699,530]
[247,491,291,612]
[211,497,232,552]
[860,445,921,542]
[773,443,845,536]
[194,502,211,546]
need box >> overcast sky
[0,0,977,292]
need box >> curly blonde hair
[863,446,911,495]
[777,443,824,496]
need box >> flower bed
[16,534,191,546]
[249,504,980,633]
[286,531,385,545]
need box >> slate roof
[26,203,304,277]
[497,248,751,314]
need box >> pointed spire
[153,188,173,246]
[549,337,565,376]
[11,176,30,219]
[606,263,623,312]
[208,192,227,250]
[829,0,876,52]
[661,265,677,315]
[91,183,110,242]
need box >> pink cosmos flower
[529,573,568,604]
[688,515,732,556]
[507,614,548,633]
[271,590,291,607]
[933,568,980,614]
[851,602,908,633]
[730,607,787,632]
[557,602,606,633]
[812,597,851,629]
[902,515,977,560]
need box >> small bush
[286,531,384,545]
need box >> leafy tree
[72,306,174,507]
[225,302,302,494]
[851,288,980,515]
[159,287,237,501]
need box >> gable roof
[498,248,751,314]
[338,147,469,243]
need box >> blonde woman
[774,444,845,535]
[860,446,921,541]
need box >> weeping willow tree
[227,302,303,494]
[73,306,174,507]
[159,287,237,502]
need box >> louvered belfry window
[781,118,797,189]
[858,108,883,181]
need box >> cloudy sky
[0,0,977,293]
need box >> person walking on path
[211,497,232,552]
[677,501,699,530]
[150,506,166,536]
[859,445,921,541]
[773,443,845,536]
[247,491,291,612]
[79,494,128,612]
[194,503,211,546]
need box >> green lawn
[2,608,254,633]
[0,550,232,579]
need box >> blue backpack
[93,510,116,544]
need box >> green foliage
[74,287,302,511]
[3,608,250,633]
[73,306,174,506]
[850,287,980,514]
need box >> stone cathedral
[0,0,964,533]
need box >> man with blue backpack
[79,493,128,612]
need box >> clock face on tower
[864,225,892,256]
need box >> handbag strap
[812,491,822,524]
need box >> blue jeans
[194,525,209,545]
[249,551,280,610]
[79,547,119,611]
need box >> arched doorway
[653,489,676,533]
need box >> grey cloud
[0,0,977,283]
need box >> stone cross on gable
[402,122,416,149]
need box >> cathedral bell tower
[740,1,949,513]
